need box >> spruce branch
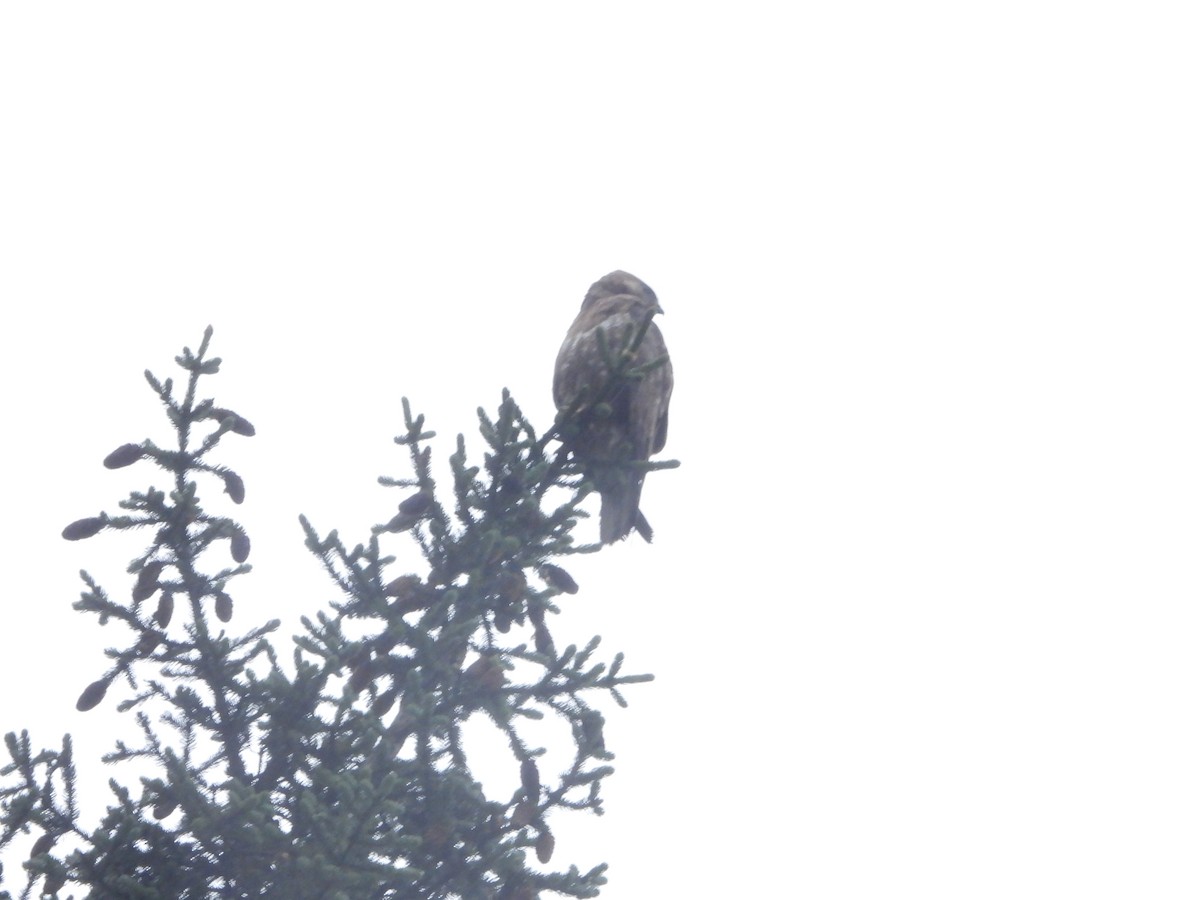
[2,325,666,899]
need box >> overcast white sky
[2,4,1199,897]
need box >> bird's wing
[631,320,673,458]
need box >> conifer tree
[0,326,674,898]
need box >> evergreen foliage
[0,327,666,899]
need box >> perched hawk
[553,271,673,544]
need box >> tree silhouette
[1,326,674,899]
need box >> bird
[553,271,673,544]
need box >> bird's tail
[599,475,650,544]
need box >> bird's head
[583,271,663,316]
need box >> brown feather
[554,271,673,543]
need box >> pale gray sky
[2,4,1198,897]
